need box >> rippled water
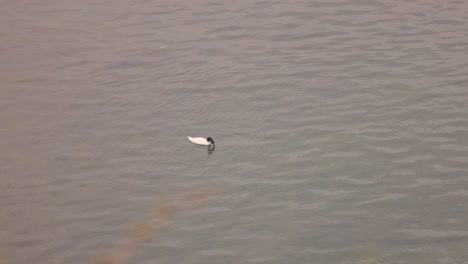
[1,0,468,263]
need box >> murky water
[1,0,468,263]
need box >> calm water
[1,0,468,263]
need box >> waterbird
[187,136,215,146]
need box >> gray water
[1,0,468,263]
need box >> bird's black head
[207,137,215,145]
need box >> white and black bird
[187,136,215,146]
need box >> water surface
[1,0,468,263]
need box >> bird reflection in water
[208,145,215,155]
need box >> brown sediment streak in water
[95,188,219,264]
[0,251,4,264]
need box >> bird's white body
[187,136,212,146]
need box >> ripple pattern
[1,0,468,264]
